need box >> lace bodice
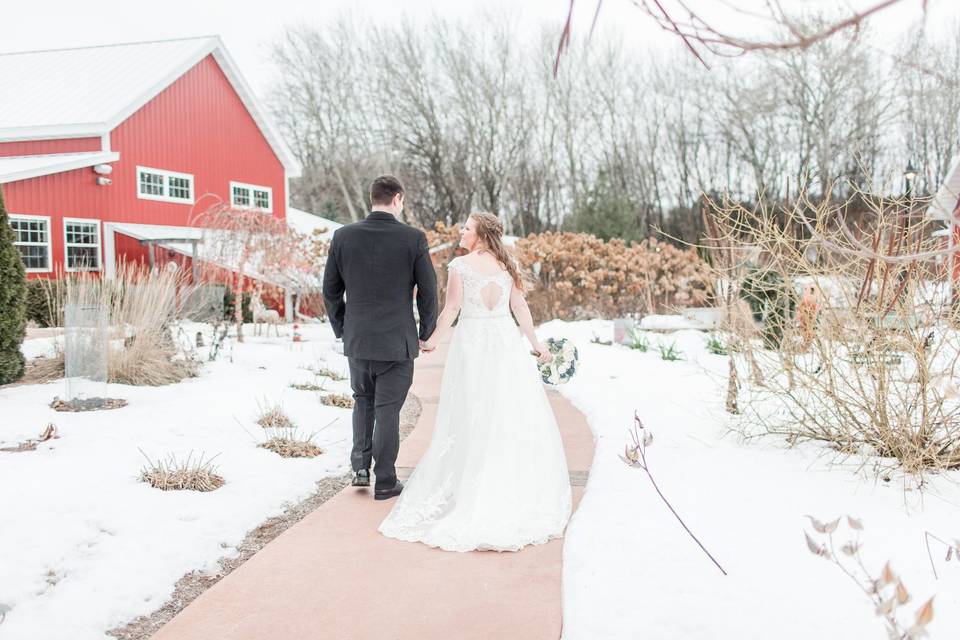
[448,257,514,319]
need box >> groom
[322,175,438,500]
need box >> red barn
[0,36,302,309]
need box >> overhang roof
[0,36,301,176]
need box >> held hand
[421,339,437,353]
[532,343,553,365]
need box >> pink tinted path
[152,338,595,639]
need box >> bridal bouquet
[537,337,579,385]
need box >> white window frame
[230,181,273,213]
[63,217,102,273]
[136,166,195,204]
[9,213,52,273]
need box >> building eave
[0,151,120,184]
[0,36,302,177]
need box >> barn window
[9,215,51,272]
[64,219,101,272]
[232,184,251,207]
[253,189,271,209]
[136,166,194,204]
[139,170,163,196]
[168,176,192,200]
[230,181,272,212]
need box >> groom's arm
[413,232,438,341]
[322,233,346,338]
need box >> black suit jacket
[322,211,438,361]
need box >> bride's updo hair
[469,212,524,291]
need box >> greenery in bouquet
[538,337,579,385]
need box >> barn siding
[4,53,287,276]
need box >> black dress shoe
[374,480,404,501]
[352,469,370,487]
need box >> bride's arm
[510,284,553,364]
[422,267,464,351]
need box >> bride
[378,212,572,552]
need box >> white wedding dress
[378,257,572,552]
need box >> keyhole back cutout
[480,281,503,311]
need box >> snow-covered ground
[0,323,353,640]
[5,316,960,639]
[544,319,960,639]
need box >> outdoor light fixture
[93,164,113,175]
[96,177,112,186]
[904,161,917,183]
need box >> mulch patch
[50,397,128,412]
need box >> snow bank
[1,323,353,639]
[539,320,960,639]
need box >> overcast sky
[2,0,957,97]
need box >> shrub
[739,267,796,350]
[223,288,253,323]
[24,279,55,327]
[0,187,27,384]
[513,232,712,322]
[426,221,463,302]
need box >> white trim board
[0,151,119,184]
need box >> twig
[621,411,728,575]
[924,530,960,580]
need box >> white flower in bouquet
[538,337,579,385]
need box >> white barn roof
[286,207,342,240]
[0,36,300,176]
[929,155,960,221]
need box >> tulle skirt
[378,315,572,552]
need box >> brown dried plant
[622,412,727,575]
[923,531,960,580]
[29,263,199,386]
[258,430,324,458]
[513,232,713,322]
[804,515,935,638]
[320,393,354,409]
[706,186,960,474]
[139,449,225,492]
[256,402,296,430]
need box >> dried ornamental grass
[256,403,296,429]
[289,381,324,392]
[258,432,324,458]
[320,393,354,408]
[312,366,347,381]
[139,450,224,492]
[36,263,200,386]
[22,353,66,383]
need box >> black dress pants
[347,357,414,489]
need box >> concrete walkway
[152,339,595,640]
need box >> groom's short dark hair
[370,175,405,205]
